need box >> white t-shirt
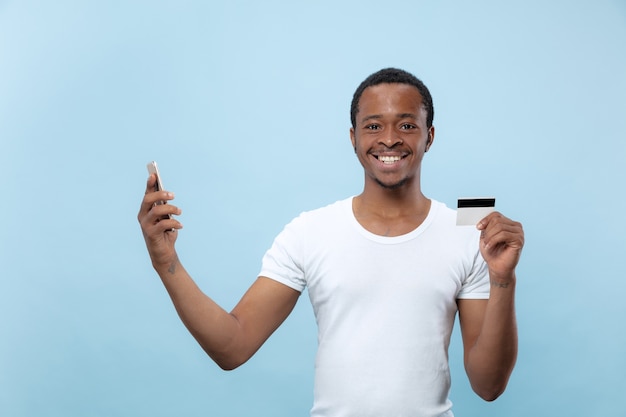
[259,198,489,417]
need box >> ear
[350,127,357,153]
[425,126,435,152]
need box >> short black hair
[350,68,434,129]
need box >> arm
[458,212,524,401]
[138,174,300,370]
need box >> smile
[377,155,403,164]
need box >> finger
[481,218,522,238]
[141,203,182,230]
[142,175,175,204]
[481,222,524,250]
[478,213,520,238]
[151,217,184,234]
[476,211,508,230]
[144,173,158,195]
[140,207,183,241]
[139,189,175,215]
[138,192,179,229]
[150,202,182,221]
[140,174,162,218]
[477,212,523,237]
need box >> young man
[138,68,524,417]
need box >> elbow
[206,347,251,371]
[192,333,251,371]
[467,354,517,402]
[475,387,505,402]
[216,360,243,371]
[468,365,513,402]
[471,378,510,402]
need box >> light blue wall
[1,1,625,416]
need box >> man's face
[350,83,434,190]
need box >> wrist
[489,271,516,289]
[152,254,181,276]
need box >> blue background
[1,1,625,416]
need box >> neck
[353,181,431,237]
[357,179,428,217]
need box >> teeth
[378,155,401,164]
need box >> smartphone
[146,161,172,219]
[147,161,166,192]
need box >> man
[138,68,524,417]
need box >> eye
[365,124,381,130]
[400,123,416,130]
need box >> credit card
[456,197,495,226]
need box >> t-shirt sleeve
[258,216,306,292]
[457,247,490,300]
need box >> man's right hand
[137,173,183,269]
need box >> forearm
[139,180,257,369]
[153,257,246,370]
[465,274,518,401]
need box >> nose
[379,130,403,148]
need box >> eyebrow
[359,113,419,124]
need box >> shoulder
[264,197,353,267]
[428,199,482,244]
[430,199,456,222]
[289,197,352,227]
